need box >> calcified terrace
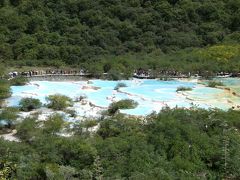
[6,78,240,120]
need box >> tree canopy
[0,0,239,68]
[1,108,240,179]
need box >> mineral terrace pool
[6,78,240,117]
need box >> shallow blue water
[6,79,238,116]
[214,78,240,86]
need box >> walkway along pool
[6,78,240,117]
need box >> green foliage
[1,108,240,179]
[0,0,238,70]
[176,86,192,92]
[57,137,97,170]
[198,45,240,63]
[46,94,73,110]
[16,117,39,142]
[107,70,122,81]
[97,108,240,178]
[108,99,138,115]
[0,80,11,103]
[72,120,98,137]
[0,64,6,77]
[10,77,28,86]
[208,81,224,88]
[82,120,98,131]
[45,164,77,180]
[19,98,42,111]
[64,109,77,118]
[0,159,17,179]
[114,82,127,90]
[43,114,65,135]
[87,62,104,79]
[0,107,19,121]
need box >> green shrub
[0,80,11,101]
[107,70,122,81]
[43,114,65,135]
[159,77,173,81]
[65,109,77,118]
[0,107,19,121]
[114,82,127,90]
[10,77,29,86]
[176,86,193,92]
[207,81,224,88]
[16,117,39,141]
[0,107,18,133]
[82,120,98,131]
[19,98,42,111]
[108,99,138,115]
[46,94,73,110]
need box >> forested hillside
[0,0,240,67]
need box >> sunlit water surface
[6,78,240,116]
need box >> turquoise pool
[6,79,240,116]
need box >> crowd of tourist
[133,68,240,78]
[133,68,190,78]
[8,69,87,78]
[7,68,240,79]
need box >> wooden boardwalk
[25,73,91,77]
[24,73,92,81]
[20,73,191,80]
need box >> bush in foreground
[0,107,19,121]
[207,81,224,88]
[10,77,29,86]
[46,94,73,110]
[16,117,39,142]
[0,80,11,102]
[114,82,127,90]
[19,98,42,111]
[0,107,19,134]
[64,109,77,118]
[176,86,193,92]
[107,70,122,81]
[2,108,240,179]
[43,114,65,135]
[108,99,138,115]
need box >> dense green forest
[0,0,240,73]
[1,108,240,179]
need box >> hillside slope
[0,0,239,67]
